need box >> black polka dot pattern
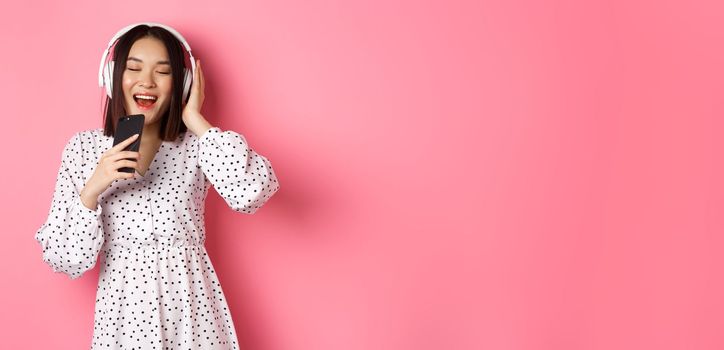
[34,126,280,349]
[199,127,279,214]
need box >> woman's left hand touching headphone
[182,58,213,137]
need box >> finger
[197,61,202,87]
[110,134,139,152]
[199,61,204,85]
[114,160,138,171]
[190,66,198,93]
[116,171,136,180]
[110,151,140,161]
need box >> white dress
[34,126,280,349]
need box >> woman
[33,23,280,349]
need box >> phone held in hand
[112,114,145,173]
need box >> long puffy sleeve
[34,132,105,280]
[198,127,280,214]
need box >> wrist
[80,185,99,202]
[79,190,98,210]
[185,116,213,138]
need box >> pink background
[1,0,723,349]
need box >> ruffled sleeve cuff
[199,126,221,145]
[74,195,103,219]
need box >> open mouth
[133,94,158,109]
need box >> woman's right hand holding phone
[80,134,142,210]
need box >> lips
[133,93,158,100]
[133,93,158,110]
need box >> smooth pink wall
[2,0,723,349]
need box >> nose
[138,70,156,88]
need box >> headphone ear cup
[182,67,192,103]
[104,61,114,98]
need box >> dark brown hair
[101,24,189,141]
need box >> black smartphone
[112,114,145,173]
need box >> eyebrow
[127,56,170,65]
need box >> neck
[142,122,162,144]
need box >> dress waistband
[104,242,204,255]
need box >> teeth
[134,95,157,101]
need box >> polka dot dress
[34,126,280,349]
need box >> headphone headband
[98,22,197,99]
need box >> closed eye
[127,68,170,75]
